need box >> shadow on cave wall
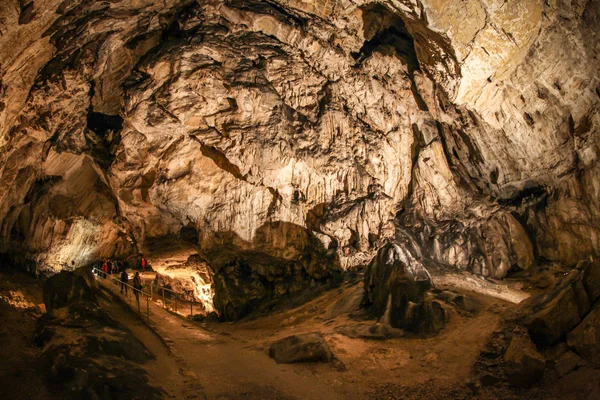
[353,3,420,74]
[200,221,343,321]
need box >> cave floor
[0,271,56,400]
[98,275,517,399]
[2,270,599,400]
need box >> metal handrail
[94,267,151,323]
[93,267,151,296]
[93,267,202,319]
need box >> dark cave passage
[353,4,421,74]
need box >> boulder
[269,333,334,364]
[524,270,590,345]
[401,298,446,335]
[503,334,546,388]
[34,297,158,399]
[334,322,404,340]
[192,311,220,323]
[581,258,600,303]
[362,243,444,335]
[73,266,97,290]
[567,301,600,366]
[42,271,96,315]
[437,290,482,315]
[554,351,585,377]
[210,223,342,321]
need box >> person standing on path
[120,270,129,295]
[102,260,108,278]
[133,271,143,302]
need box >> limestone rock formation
[42,269,96,314]
[269,332,334,364]
[475,260,600,388]
[362,243,445,335]
[0,0,599,315]
[35,296,159,398]
[567,301,600,366]
[524,267,591,346]
[554,351,586,377]
[503,333,546,388]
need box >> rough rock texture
[554,351,586,377]
[42,269,96,314]
[567,301,600,366]
[362,243,445,335]
[523,269,591,346]
[269,332,334,364]
[35,275,159,399]
[143,237,215,311]
[503,333,546,388]
[0,0,599,314]
[474,260,600,388]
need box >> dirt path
[98,275,518,400]
[97,290,206,399]
[99,278,351,399]
[215,283,511,398]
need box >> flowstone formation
[362,243,445,335]
[0,0,599,315]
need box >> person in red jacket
[141,256,147,271]
[101,260,108,278]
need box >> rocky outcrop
[475,259,600,388]
[0,0,599,314]
[362,243,445,335]
[503,333,546,388]
[567,301,600,366]
[269,333,334,364]
[523,269,591,346]
[35,294,159,399]
[42,270,96,314]
[210,222,342,320]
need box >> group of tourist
[99,258,124,276]
[95,257,144,301]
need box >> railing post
[175,297,178,314]
[146,296,150,324]
[190,298,193,317]
[162,288,165,309]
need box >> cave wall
[0,0,598,289]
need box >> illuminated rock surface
[0,0,599,316]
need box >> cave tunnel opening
[86,111,124,167]
[86,111,124,136]
[353,3,420,74]
[180,224,199,245]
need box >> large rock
[362,243,444,335]
[269,333,334,364]
[34,298,159,399]
[523,270,590,345]
[567,301,600,366]
[581,258,600,303]
[503,334,546,388]
[42,270,96,315]
[210,223,342,321]
[554,351,585,377]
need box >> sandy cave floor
[1,268,599,400]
